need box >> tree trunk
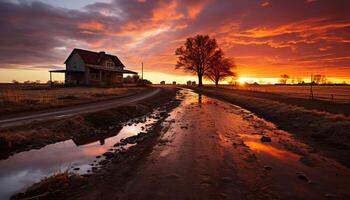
[215,80,219,86]
[198,74,203,87]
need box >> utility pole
[310,74,314,100]
[141,62,144,80]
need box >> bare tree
[313,74,327,84]
[132,74,140,83]
[175,35,220,86]
[205,50,236,86]
[278,74,290,84]
[297,78,304,84]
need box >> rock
[297,174,309,182]
[99,160,109,165]
[113,143,122,147]
[73,167,80,171]
[261,136,272,142]
[102,152,114,159]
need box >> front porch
[88,68,123,86]
[49,66,137,86]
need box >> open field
[217,85,350,103]
[0,84,146,115]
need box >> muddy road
[69,89,350,200]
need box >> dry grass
[217,85,350,103]
[0,84,145,114]
[11,170,86,200]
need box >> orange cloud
[261,2,270,7]
[186,2,207,19]
[151,0,184,23]
[78,21,105,31]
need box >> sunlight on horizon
[1,68,349,85]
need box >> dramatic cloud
[0,0,349,82]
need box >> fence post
[310,74,314,100]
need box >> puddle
[0,110,161,199]
[239,134,300,162]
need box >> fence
[215,85,350,104]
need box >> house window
[106,62,114,68]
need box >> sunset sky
[0,0,349,84]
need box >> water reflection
[198,93,202,104]
[239,134,299,161]
[0,112,159,200]
[72,128,122,146]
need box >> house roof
[86,64,137,74]
[64,48,126,68]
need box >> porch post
[85,66,90,85]
[99,70,102,85]
[49,71,53,86]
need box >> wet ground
[2,88,350,200]
[0,109,161,199]
[114,89,350,200]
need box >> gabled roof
[86,64,137,74]
[64,48,125,68]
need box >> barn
[50,48,137,86]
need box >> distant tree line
[123,74,152,85]
[278,74,342,85]
[175,35,236,86]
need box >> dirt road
[0,88,160,128]
[72,89,350,200]
[8,88,350,199]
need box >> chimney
[98,51,106,63]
